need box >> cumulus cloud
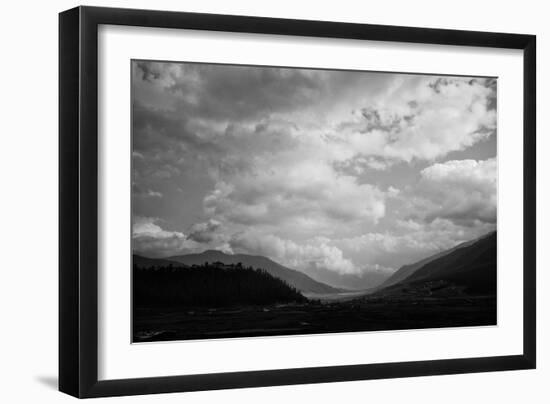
[134,66,496,170]
[187,219,223,243]
[230,231,359,275]
[132,217,193,257]
[133,217,236,256]
[335,77,496,163]
[132,184,163,199]
[335,217,496,271]
[415,158,497,225]
[204,157,387,235]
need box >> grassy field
[133,294,496,342]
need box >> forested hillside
[133,263,306,307]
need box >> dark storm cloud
[172,64,323,121]
[135,61,328,122]
[485,78,498,111]
[135,61,162,82]
[187,219,223,243]
[132,101,223,155]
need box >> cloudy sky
[131,60,497,289]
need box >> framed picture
[59,6,536,398]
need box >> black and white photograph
[131,60,498,343]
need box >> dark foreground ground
[133,294,496,342]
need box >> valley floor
[133,294,496,342]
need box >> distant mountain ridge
[133,254,188,269]
[168,250,343,294]
[377,231,497,295]
[134,250,343,294]
[379,235,484,289]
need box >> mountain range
[133,250,342,294]
[133,231,496,298]
[133,254,188,269]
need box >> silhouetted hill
[376,231,496,296]
[167,250,342,294]
[133,263,306,308]
[133,254,188,269]
[379,236,481,288]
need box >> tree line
[133,262,307,308]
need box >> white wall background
[0,0,546,402]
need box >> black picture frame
[59,5,536,398]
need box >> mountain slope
[167,250,342,294]
[379,233,489,289]
[379,231,496,295]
